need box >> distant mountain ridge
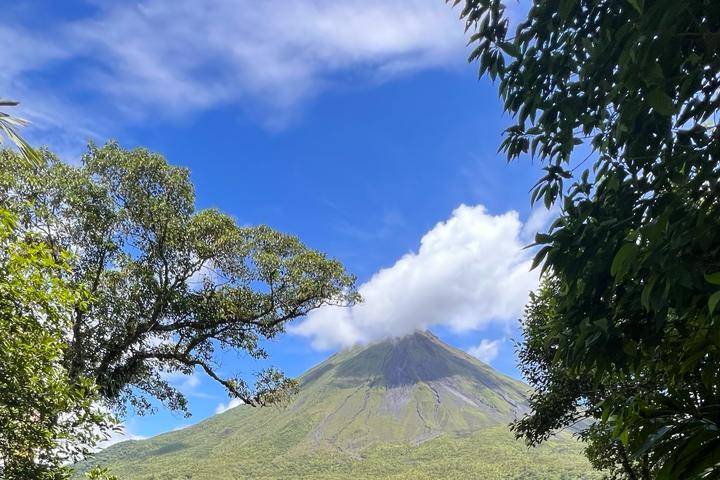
[78,331,599,479]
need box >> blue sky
[3,0,547,441]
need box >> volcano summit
[79,332,597,479]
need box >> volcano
[79,332,597,479]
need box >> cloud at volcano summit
[291,204,546,350]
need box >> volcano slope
[78,331,598,479]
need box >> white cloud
[291,204,544,350]
[162,371,201,391]
[4,0,469,152]
[215,398,244,415]
[160,370,219,400]
[521,204,560,242]
[172,423,193,432]
[71,0,464,114]
[467,338,501,364]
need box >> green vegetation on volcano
[78,332,598,479]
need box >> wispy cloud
[467,338,502,364]
[215,398,244,415]
[291,204,549,350]
[3,0,468,154]
[161,370,221,401]
[172,423,193,432]
[162,371,201,391]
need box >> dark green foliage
[583,424,653,480]
[0,142,357,418]
[84,467,119,480]
[515,278,657,480]
[452,0,720,477]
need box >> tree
[0,209,111,479]
[516,276,657,480]
[0,142,357,418]
[453,0,720,477]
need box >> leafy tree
[0,142,357,418]
[516,276,657,480]
[583,424,653,480]
[453,0,720,477]
[0,209,111,479]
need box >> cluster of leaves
[583,424,653,480]
[453,0,720,477]
[0,99,38,162]
[0,209,112,479]
[0,141,357,419]
[515,277,658,480]
[84,467,119,480]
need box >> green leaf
[641,276,657,311]
[636,426,671,456]
[559,0,575,20]
[648,88,675,116]
[531,245,552,270]
[500,41,520,58]
[709,291,720,314]
[625,0,643,14]
[704,272,720,285]
[610,243,639,279]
